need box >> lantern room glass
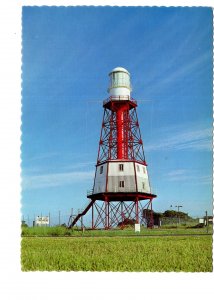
[109,71,131,90]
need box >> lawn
[21,225,211,237]
[21,235,212,272]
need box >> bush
[118,218,135,227]
[187,223,204,229]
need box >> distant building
[35,216,49,226]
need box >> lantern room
[108,67,132,98]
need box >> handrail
[87,189,93,196]
[103,96,137,106]
[68,199,94,228]
[87,188,156,195]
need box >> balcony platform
[87,191,157,201]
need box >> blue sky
[21,6,213,225]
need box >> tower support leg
[105,196,109,230]
[92,202,94,229]
[121,201,125,229]
[150,199,154,228]
[108,200,110,228]
[135,197,139,223]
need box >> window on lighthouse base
[119,164,124,171]
[119,181,125,188]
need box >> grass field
[21,235,213,272]
[21,225,211,237]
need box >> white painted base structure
[93,161,151,194]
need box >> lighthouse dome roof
[109,67,130,75]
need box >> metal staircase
[67,199,95,228]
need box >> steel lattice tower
[68,67,156,229]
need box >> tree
[163,210,190,219]
[118,218,135,227]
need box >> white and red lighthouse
[69,67,156,229]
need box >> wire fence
[159,217,198,227]
[21,210,209,228]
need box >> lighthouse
[68,67,156,229]
[93,67,151,195]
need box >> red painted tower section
[68,67,157,229]
[117,105,126,159]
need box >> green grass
[21,225,212,237]
[21,236,213,272]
